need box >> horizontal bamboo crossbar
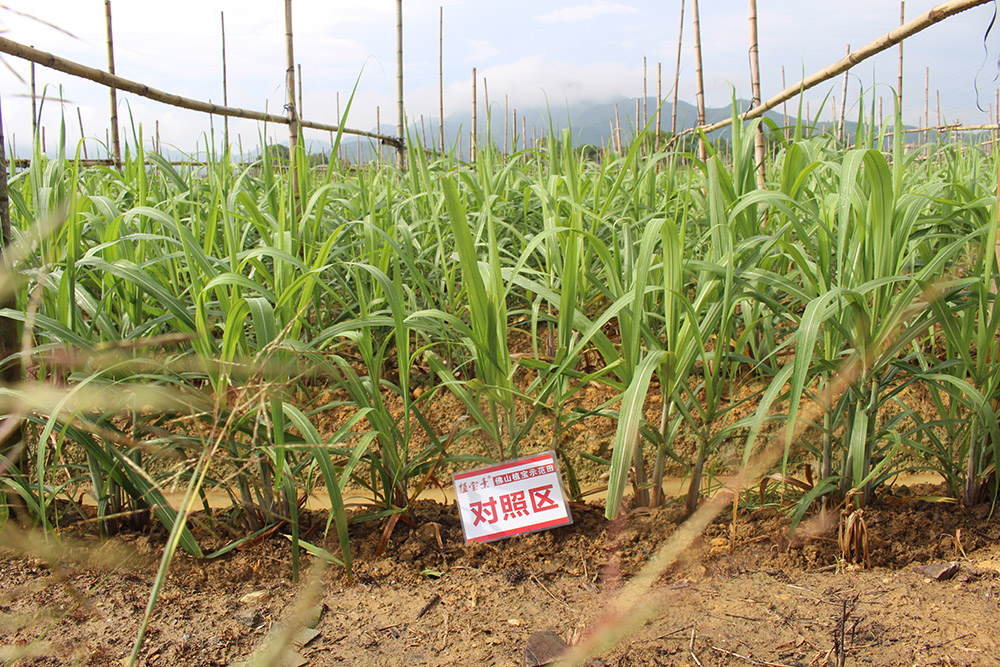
[0,36,403,149]
[696,0,992,135]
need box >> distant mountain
[323,96,855,162]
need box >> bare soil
[3,485,1000,667]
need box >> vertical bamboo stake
[155,119,159,154]
[396,0,405,169]
[30,58,37,139]
[748,0,765,190]
[781,66,789,141]
[483,77,490,153]
[691,0,707,161]
[298,63,304,118]
[483,76,490,130]
[635,98,640,148]
[504,94,509,154]
[614,104,622,153]
[522,115,526,153]
[471,67,477,162]
[609,119,616,153]
[439,6,445,155]
[0,97,23,475]
[671,0,685,136]
[284,0,299,209]
[936,89,940,127]
[643,55,648,128]
[656,61,662,148]
[77,108,88,159]
[105,0,121,165]
[513,108,518,151]
[839,44,850,143]
[221,11,229,150]
[376,104,382,163]
[337,93,343,163]
[898,2,905,113]
[924,66,930,147]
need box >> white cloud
[464,39,499,62]
[536,1,638,24]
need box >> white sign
[453,451,573,543]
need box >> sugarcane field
[4,1,1000,665]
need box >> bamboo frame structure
[697,0,990,136]
[0,36,402,148]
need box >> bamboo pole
[471,67,477,162]
[513,108,518,151]
[635,98,640,147]
[504,94,509,154]
[656,61,662,148]
[0,37,402,147]
[924,66,930,144]
[376,104,381,163]
[284,0,299,209]
[839,45,850,143]
[77,107,88,159]
[30,58,36,139]
[748,0,765,189]
[898,2,905,111]
[298,63,304,118]
[696,0,990,136]
[643,55,648,129]
[439,6,445,155]
[105,0,121,165]
[691,0,706,160]
[221,11,229,149]
[671,0,685,136]
[614,103,622,153]
[396,0,405,168]
[781,66,789,140]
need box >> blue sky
[3,1,999,157]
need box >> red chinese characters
[454,451,573,542]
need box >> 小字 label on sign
[453,451,573,543]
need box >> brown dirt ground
[3,485,1000,667]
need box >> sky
[2,1,1000,157]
